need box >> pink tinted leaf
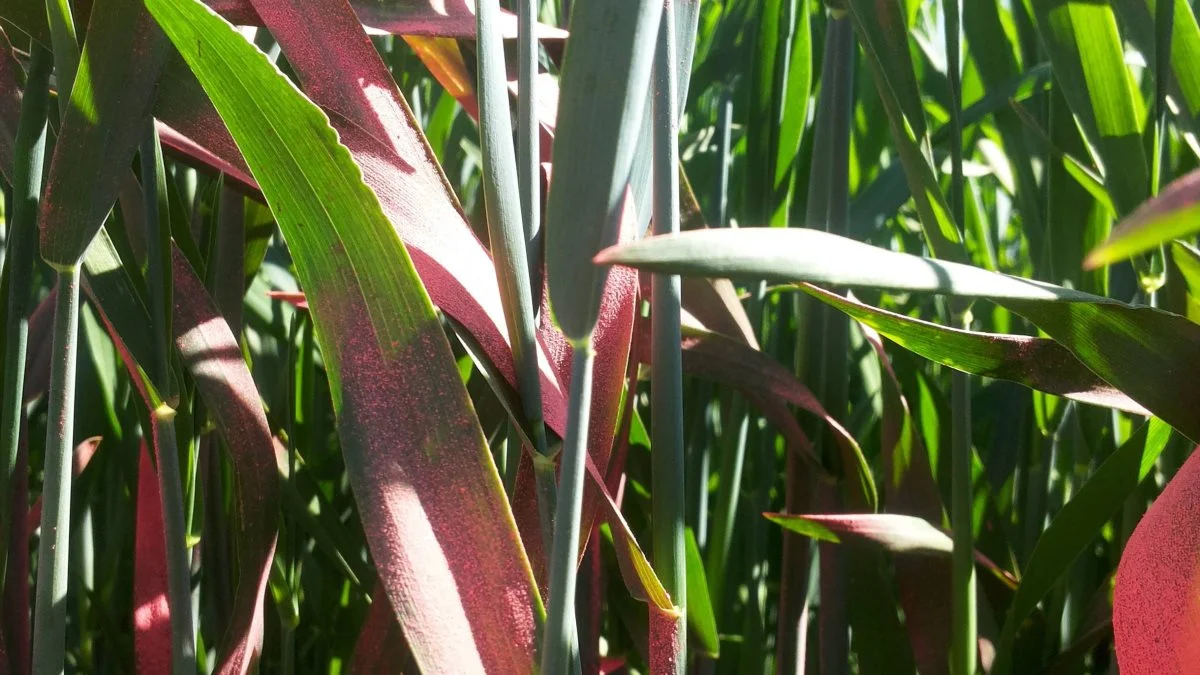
[349,583,412,674]
[158,0,568,434]
[666,322,870,506]
[203,0,567,39]
[1114,444,1200,671]
[145,1,543,671]
[806,285,1149,416]
[171,248,277,674]
[134,442,171,675]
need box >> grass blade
[144,1,542,671]
[802,286,1147,415]
[597,228,1200,442]
[1030,0,1148,216]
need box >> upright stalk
[477,0,555,557]
[0,44,52,598]
[802,16,855,674]
[152,406,198,673]
[945,1,977,673]
[518,0,542,298]
[651,4,686,672]
[141,120,197,674]
[540,349,594,674]
[31,266,81,675]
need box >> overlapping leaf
[597,228,1200,442]
[144,1,542,672]
[802,285,1148,414]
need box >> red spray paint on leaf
[152,0,569,436]
[134,442,171,675]
[203,0,567,40]
[1114,444,1200,672]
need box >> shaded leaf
[803,285,1148,415]
[133,442,170,675]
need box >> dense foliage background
[2,0,1200,673]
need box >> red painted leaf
[171,248,277,674]
[859,322,949,672]
[349,583,412,674]
[204,0,567,40]
[134,442,171,675]
[158,0,569,435]
[1114,444,1200,671]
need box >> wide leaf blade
[597,228,1200,442]
[143,1,541,673]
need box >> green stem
[704,396,748,613]
[477,0,555,558]
[651,4,686,672]
[540,348,594,674]
[32,265,81,675]
[153,407,198,673]
[518,0,542,298]
[142,119,196,673]
[945,1,977,672]
[0,44,52,599]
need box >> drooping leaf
[143,3,541,674]
[802,285,1148,415]
[1086,168,1200,268]
[992,418,1172,674]
[669,322,874,509]
[597,228,1200,442]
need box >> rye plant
[4,0,1200,673]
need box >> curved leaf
[1086,167,1200,268]
[144,3,541,673]
[803,285,1148,415]
[1114,440,1200,672]
[597,228,1200,442]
